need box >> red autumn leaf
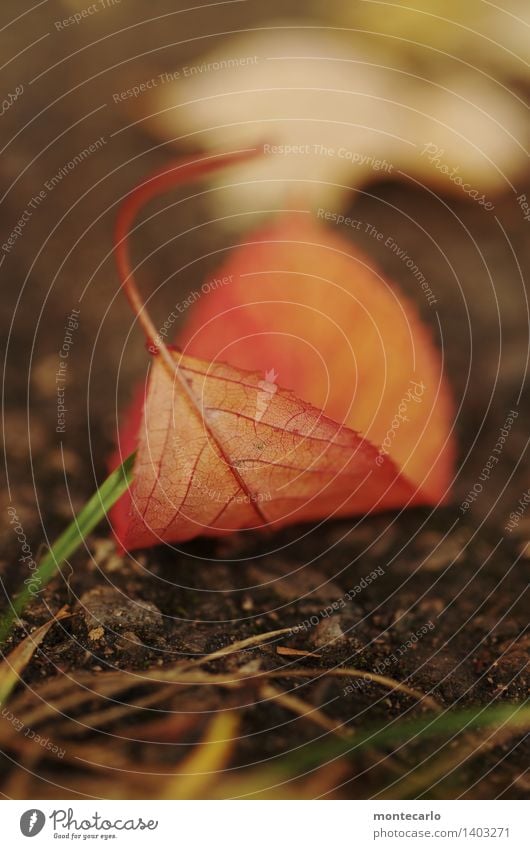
[110,149,454,550]
[113,350,424,550]
[177,212,454,502]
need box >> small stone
[79,586,163,639]
[116,631,144,654]
[311,617,345,648]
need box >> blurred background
[0,0,529,800]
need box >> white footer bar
[3,799,527,848]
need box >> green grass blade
[278,701,530,780]
[215,702,530,798]
[0,453,135,646]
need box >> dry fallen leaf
[177,212,454,501]
[112,350,422,550]
[0,608,70,706]
[110,151,454,550]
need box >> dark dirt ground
[0,0,529,799]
